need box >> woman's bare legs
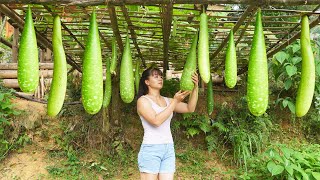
[140,173,158,180]
[159,173,174,180]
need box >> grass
[44,135,236,179]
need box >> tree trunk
[101,56,133,155]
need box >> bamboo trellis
[0,1,319,76]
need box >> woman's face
[145,72,163,90]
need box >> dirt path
[0,145,51,180]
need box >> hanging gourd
[247,8,269,116]
[82,10,103,114]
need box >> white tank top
[139,95,173,144]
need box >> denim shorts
[138,143,175,174]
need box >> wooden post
[39,49,44,62]
[45,48,52,62]
[40,74,44,98]
[12,27,19,62]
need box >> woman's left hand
[191,72,199,88]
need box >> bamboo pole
[43,5,86,50]
[0,63,54,70]
[121,5,146,68]
[161,2,173,77]
[0,0,319,6]
[0,70,53,79]
[0,4,82,72]
[0,78,51,89]
[108,5,124,53]
[40,74,44,98]
[0,37,12,48]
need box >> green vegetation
[0,85,29,160]
[240,143,320,180]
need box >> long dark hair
[137,67,163,99]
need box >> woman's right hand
[173,90,191,103]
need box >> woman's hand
[191,72,199,88]
[173,90,191,103]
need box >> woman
[137,67,199,180]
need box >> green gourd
[120,35,135,103]
[247,8,268,116]
[82,10,103,114]
[103,58,112,108]
[295,15,315,117]
[18,6,39,93]
[225,29,237,88]
[180,32,198,91]
[198,12,211,83]
[47,15,67,117]
[109,37,117,75]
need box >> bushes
[241,143,320,180]
[175,96,273,170]
[0,85,25,160]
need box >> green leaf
[284,79,293,90]
[0,93,4,101]
[292,44,300,54]
[292,57,302,65]
[268,149,276,158]
[127,5,139,12]
[0,117,10,125]
[286,65,297,77]
[12,111,21,116]
[280,147,293,158]
[300,171,310,180]
[275,98,283,105]
[282,99,288,108]
[295,173,302,180]
[267,161,285,176]
[287,101,295,114]
[288,176,295,180]
[316,62,320,76]
[285,165,294,176]
[312,172,320,179]
[199,122,211,133]
[185,27,197,32]
[187,128,200,137]
[275,51,288,64]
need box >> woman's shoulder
[137,95,150,104]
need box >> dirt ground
[0,145,50,180]
[0,88,300,180]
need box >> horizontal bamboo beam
[238,15,320,76]
[210,5,257,63]
[0,4,82,72]
[0,69,53,79]
[43,5,85,49]
[0,63,54,70]
[267,4,320,52]
[0,78,52,89]
[1,0,320,6]
[267,16,320,58]
[0,37,12,48]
